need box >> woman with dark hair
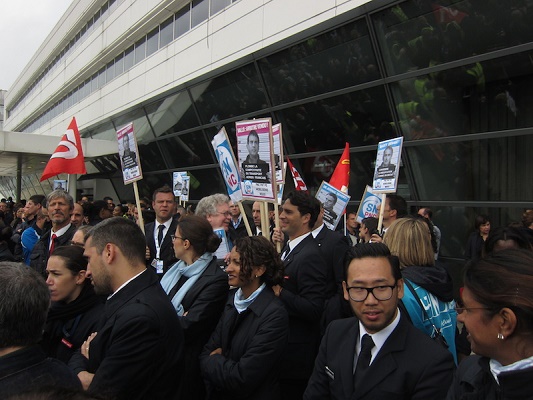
[465,214,490,261]
[200,236,288,400]
[41,246,104,363]
[160,215,228,400]
[447,249,533,399]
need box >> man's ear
[342,281,350,301]
[103,243,117,263]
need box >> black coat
[0,346,81,397]
[304,313,455,400]
[69,270,183,400]
[200,287,289,400]
[278,234,327,381]
[30,224,76,277]
[41,285,104,364]
[145,219,178,276]
[175,256,229,400]
[447,355,533,400]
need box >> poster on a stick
[272,123,285,184]
[372,137,403,193]
[117,123,143,184]
[236,119,276,201]
[316,181,351,230]
[211,127,242,203]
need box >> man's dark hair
[344,242,401,282]
[387,194,408,218]
[326,192,338,203]
[286,191,320,229]
[0,262,50,348]
[85,217,146,265]
[419,207,433,219]
[247,130,259,144]
[103,196,113,202]
[362,217,378,234]
[29,194,46,206]
[152,185,174,201]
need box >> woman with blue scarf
[160,215,228,400]
[200,236,289,400]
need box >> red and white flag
[329,142,350,193]
[40,117,87,181]
[287,157,307,192]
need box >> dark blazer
[304,313,455,400]
[228,215,257,240]
[145,218,178,275]
[69,270,183,400]
[30,224,76,277]
[279,234,327,381]
[175,256,229,400]
[200,287,289,400]
[0,345,81,397]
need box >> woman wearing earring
[447,249,533,399]
[200,236,289,400]
[160,215,228,400]
[41,245,104,363]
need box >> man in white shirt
[304,243,454,399]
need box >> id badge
[156,259,164,274]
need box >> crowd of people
[0,188,532,400]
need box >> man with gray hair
[196,193,234,258]
[0,262,81,396]
[30,190,76,277]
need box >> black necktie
[281,242,290,260]
[157,225,165,246]
[354,334,375,390]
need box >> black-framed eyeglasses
[171,235,185,241]
[454,305,493,314]
[345,285,396,302]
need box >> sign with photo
[372,137,403,193]
[53,179,67,191]
[356,185,382,223]
[316,181,351,230]
[173,171,188,197]
[272,123,285,184]
[236,118,276,201]
[211,127,243,203]
[213,228,230,260]
[117,123,143,184]
[181,176,190,201]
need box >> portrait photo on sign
[117,123,142,184]
[236,119,276,201]
[53,180,67,191]
[372,137,403,193]
[315,181,350,230]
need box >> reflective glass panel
[275,86,394,154]
[157,131,216,169]
[406,135,533,202]
[259,18,380,105]
[373,0,533,76]
[391,52,533,139]
[211,0,231,16]
[113,108,154,143]
[145,91,199,137]
[146,27,159,57]
[175,5,191,38]
[191,0,209,28]
[190,63,267,124]
[160,16,174,47]
[138,142,168,172]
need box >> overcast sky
[0,0,72,90]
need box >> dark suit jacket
[228,216,256,240]
[304,313,455,400]
[200,287,289,400]
[145,218,178,275]
[176,256,229,400]
[30,224,76,277]
[69,270,183,400]
[279,234,327,381]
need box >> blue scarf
[160,252,213,316]
[234,283,266,314]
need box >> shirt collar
[107,269,146,300]
[287,232,310,252]
[356,308,401,366]
[311,223,325,238]
[52,223,72,237]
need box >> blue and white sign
[356,185,382,223]
[211,128,243,202]
[316,181,351,230]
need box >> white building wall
[5,0,371,135]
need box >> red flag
[40,117,87,181]
[287,157,308,192]
[329,142,350,193]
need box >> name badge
[156,259,164,274]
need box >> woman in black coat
[200,236,289,400]
[160,215,229,400]
[41,245,104,364]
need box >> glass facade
[2,0,532,260]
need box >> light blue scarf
[234,283,266,314]
[160,252,213,316]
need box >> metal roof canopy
[0,130,116,177]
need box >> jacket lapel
[339,322,359,399]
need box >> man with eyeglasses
[304,243,454,400]
[196,193,234,260]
